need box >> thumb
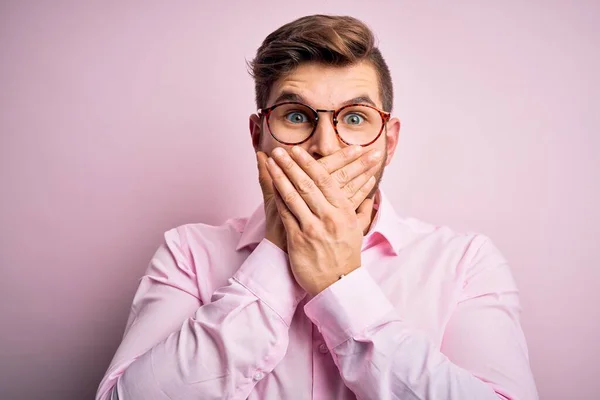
[356,196,375,234]
[256,151,274,200]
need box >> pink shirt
[96,191,538,400]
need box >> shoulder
[156,217,252,299]
[399,217,515,294]
[398,216,505,271]
[397,215,489,250]
[163,216,249,253]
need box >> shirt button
[318,343,329,354]
[253,371,264,381]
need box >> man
[96,15,538,400]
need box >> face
[249,61,400,197]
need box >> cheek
[259,139,275,154]
[373,135,389,160]
[371,139,392,167]
[258,122,276,152]
[259,131,293,155]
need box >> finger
[330,148,383,188]
[350,175,377,213]
[318,145,364,175]
[271,147,332,216]
[343,164,379,208]
[356,192,376,233]
[287,146,347,209]
[267,155,317,225]
[272,187,299,235]
[256,151,274,200]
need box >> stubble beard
[367,150,387,200]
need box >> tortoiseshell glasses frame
[257,101,391,146]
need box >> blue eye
[285,112,309,123]
[343,113,365,125]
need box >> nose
[307,111,344,160]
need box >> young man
[97,15,538,400]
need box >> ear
[383,117,401,166]
[249,114,262,152]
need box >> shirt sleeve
[95,229,305,400]
[303,236,538,400]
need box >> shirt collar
[235,203,266,251]
[236,189,411,255]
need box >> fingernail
[272,147,286,158]
[292,146,309,161]
[350,146,362,156]
[370,150,382,161]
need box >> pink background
[1,1,598,399]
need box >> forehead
[267,61,381,109]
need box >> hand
[256,146,381,252]
[257,151,288,251]
[266,146,382,295]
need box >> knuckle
[303,223,320,238]
[258,168,271,181]
[290,230,305,245]
[343,180,356,196]
[315,173,334,188]
[341,147,353,162]
[258,178,272,193]
[296,178,315,194]
[258,176,269,188]
[282,158,295,170]
[334,168,349,185]
[360,155,371,169]
[318,158,332,173]
[322,214,337,230]
[303,156,317,169]
[283,191,299,205]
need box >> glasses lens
[268,103,316,144]
[337,105,383,145]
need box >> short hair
[249,14,394,112]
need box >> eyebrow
[270,91,379,109]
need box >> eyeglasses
[258,102,391,146]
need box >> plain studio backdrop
[1,1,598,399]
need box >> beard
[366,146,387,200]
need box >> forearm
[98,240,305,400]
[329,319,501,399]
[305,267,536,400]
[114,283,292,399]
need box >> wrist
[265,233,286,252]
[309,265,360,296]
